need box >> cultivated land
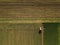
[0,2,60,45]
[0,3,60,18]
[0,23,42,45]
[0,22,60,45]
[44,23,59,45]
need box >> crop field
[44,23,59,45]
[0,23,60,45]
[0,1,60,45]
[0,23,42,45]
[0,4,60,18]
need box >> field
[0,0,60,45]
[0,23,42,45]
[0,3,60,45]
[0,4,60,18]
[0,23,60,45]
[44,23,59,45]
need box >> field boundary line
[0,20,60,23]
